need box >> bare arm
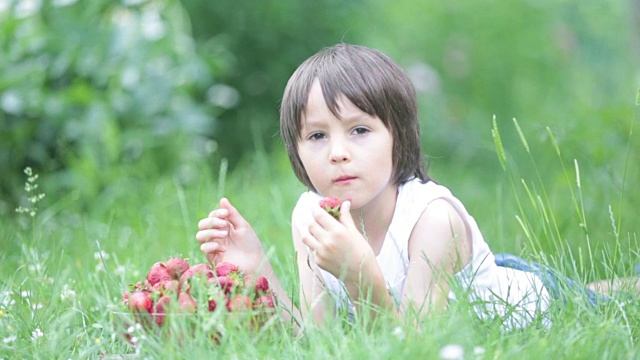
[401,198,472,320]
[196,198,303,333]
[301,201,396,320]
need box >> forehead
[301,81,371,126]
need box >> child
[195,43,630,331]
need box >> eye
[352,127,370,135]
[307,132,326,141]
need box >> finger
[200,241,226,256]
[208,208,229,219]
[200,242,225,264]
[220,198,248,229]
[338,200,355,225]
[198,217,230,231]
[311,203,334,226]
[195,228,229,244]
[301,233,321,252]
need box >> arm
[400,198,472,320]
[301,201,395,320]
[196,198,303,332]
[291,211,335,325]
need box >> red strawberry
[154,295,171,326]
[178,292,197,313]
[208,298,218,312]
[153,279,181,296]
[254,295,276,309]
[215,275,236,293]
[226,294,252,312]
[121,292,130,307]
[207,285,226,312]
[147,262,172,286]
[319,197,342,219]
[255,276,270,294]
[165,258,190,279]
[215,262,238,277]
[128,290,153,314]
[180,263,214,283]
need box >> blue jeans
[493,253,610,306]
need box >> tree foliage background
[1,0,638,241]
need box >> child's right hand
[196,198,268,275]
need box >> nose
[329,138,350,164]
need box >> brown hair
[280,43,429,191]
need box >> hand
[196,198,268,275]
[302,201,375,281]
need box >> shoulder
[407,197,472,272]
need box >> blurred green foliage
[179,0,365,167]
[0,0,216,213]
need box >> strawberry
[128,290,153,314]
[153,279,181,296]
[215,262,238,277]
[319,196,342,219]
[226,294,252,312]
[180,263,214,283]
[147,262,172,286]
[154,295,171,326]
[255,276,270,294]
[254,294,276,309]
[207,285,226,312]
[165,257,190,279]
[215,275,236,294]
[178,292,197,313]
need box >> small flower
[31,328,44,340]
[2,335,16,344]
[31,303,43,310]
[95,337,101,344]
[114,265,126,276]
[439,344,464,360]
[60,285,76,301]
[20,291,31,299]
[473,346,486,357]
[0,310,4,317]
[94,251,110,261]
[392,326,405,341]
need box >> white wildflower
[392,326,405,341]
[439,344,464,360]
[114,265,126,276]
[94,251,110,260]
[2,335,16,344]
[60,284,76,301]
[473,346,486,357]
[31,328,44,340]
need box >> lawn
[1,119,639,359]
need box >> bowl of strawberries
[114,257,277,344]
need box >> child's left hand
[302,200,375,281]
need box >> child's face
[297,80,396,210]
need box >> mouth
[332,175,357,184]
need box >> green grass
[1,121,639,359]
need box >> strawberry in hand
[319,196,342,219]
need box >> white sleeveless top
[292,179,551,329]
